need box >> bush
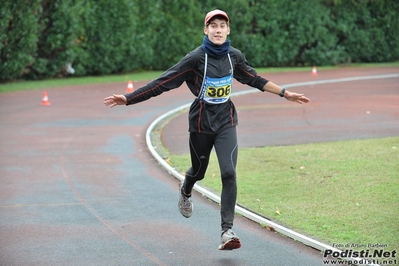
[149,0,203,70]
[0,0,41,81]
[329,0,399,63]
[231,0,357,66]
[1,0,398,81]
[24,0,85,79]
[76,0,140,75]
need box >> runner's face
[204,18,230,46]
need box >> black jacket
[125,46,268,134]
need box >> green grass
[169,137,399,250]
[0,71,164,93]
[1,61,398,93]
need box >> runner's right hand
[104,94,127,108]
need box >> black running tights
[183,126,238,231]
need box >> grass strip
[0,71,163,93]
[169,137,399,250]
[1,62,398,93]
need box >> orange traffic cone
[41,91,51,106]
[312,66,318,76]
[126,80,134,93]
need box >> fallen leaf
[266,225,276,232]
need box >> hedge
[1,0,398,82]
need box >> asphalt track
[0,66,398,266]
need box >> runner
[104,9,309,250]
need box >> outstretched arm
[103,94,127,108]
[262,81,310,104]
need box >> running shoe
[178,182,193,218]
[219,229,241,250]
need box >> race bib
[201,75,232,104]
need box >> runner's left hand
[284,91,310,104]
